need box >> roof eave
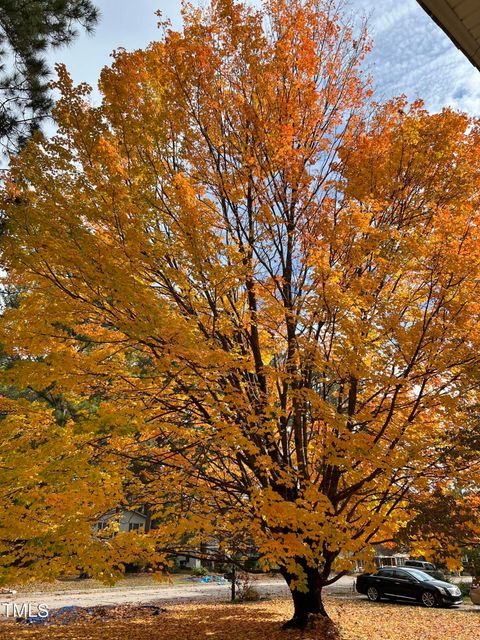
[417,0,480,72]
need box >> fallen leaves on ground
[0,597,478,640]
[43,604,166,624]
[9,574,186,594]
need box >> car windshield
[401,568,434,581]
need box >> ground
[0,597,478,640]
[4,573,475,610]
[6,574,288,609]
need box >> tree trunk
[231,564,236,602]
[281,562,338,635]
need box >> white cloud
[48,0,480,115]
[352,0,480,114]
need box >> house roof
[99,509,147,521]
[417,0,480,71]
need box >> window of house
[128,522,143,532]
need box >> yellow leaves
[0,396,142,585]
[444,557,463,572]
[1,0,480,594]
[0,598,478,640]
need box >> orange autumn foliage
[1,0,479,624]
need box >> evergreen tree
[0,0,99,155]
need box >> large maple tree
[1,0,480,630]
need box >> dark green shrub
[457,581,473,598]
[124,561,144,574]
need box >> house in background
[94,509,205,570]
[372,551,409,569]
[354,546,409,573]
[175,555,202,570]
[175,538,220,570]
[95,509,148,534]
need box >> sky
[49,0,480,115]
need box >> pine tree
[0,0,99,155]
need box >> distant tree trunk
[231,564,236,602]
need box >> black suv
[356,567,462,607]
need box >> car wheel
[367,586,381,602]
[420,591,437,608]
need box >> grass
[0,596,478,640]
[11,573,192,594]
